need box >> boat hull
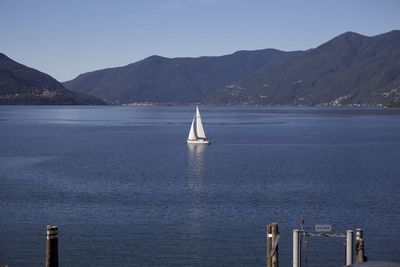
[187,139,210,145]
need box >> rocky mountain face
[63,49,303,104]
[207,30,400,106]
[0,53,105,105]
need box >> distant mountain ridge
[63,49,303,104]
[63,30,400,106]
[208,30,400,106]
[0,53,105,105]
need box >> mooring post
[45,225,58,267]
[267,223,279,267]
[293,229,300,267]
[345,230,353,266]
[266,224,269,267]
[355,228,367,263]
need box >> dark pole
[355,228,367,263]
[45,225,58,267]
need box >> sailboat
[187,106,210,144]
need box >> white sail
[195,106,206,139]
[187,116,196,140]
[187,106,210,144]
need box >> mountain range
[63,30,400,106]
[2,30,399,106]
[63,49,302,104]
[208,30,400,106]
[0,53,105,105]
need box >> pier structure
[266,222,368,267]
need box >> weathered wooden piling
[45,225,58,267]
[266,222,279,267]
[355,228,367,263]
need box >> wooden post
[355,228,367,263]
[45,225,58,267]
[345,230,353,266]
[267,223,279,267]
[293,229,300,267]
[272,223,279,267]
[266,224,269,267]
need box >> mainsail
[195,106,206,139]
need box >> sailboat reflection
[187,144,206,189]
[187,144,207,233]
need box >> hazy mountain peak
[339,31,365,38]
[146,55,168,61]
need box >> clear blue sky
[1,0,399,81]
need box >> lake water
[0,106,400,266]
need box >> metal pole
[267,223,279,267]
[293,229,300,267]
[45,225,58,267]
[346,230,353,266]
[355,228,367,263]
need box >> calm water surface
[0,106,400,266]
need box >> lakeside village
[112,88,399,108]
[117,101,388,107]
